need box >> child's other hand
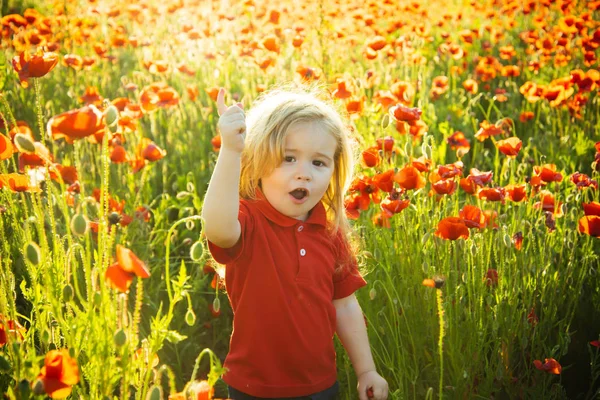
[357,370,388,400]
[216,87,246,153]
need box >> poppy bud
[114,329,127,347]
[0,355,11,372]
[31,379,45,395]
[105,104,119,133]
[63,284,74,301]
[93,291,102,308]
[146,385,163,400]
[503,233,511,247]
[381,113,390,130]
[13,133,36,153]
[212,297,221,313]
[186,220,195,230]
[185,309,196,326]
[369,288,376,300]
[182,237,193,246]
[17,379,31,398]
[186,181,195,192]
[176,191,190,200]
[70,213,89,236]
[25,242,41,265]
[190,241,205,262]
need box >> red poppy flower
[0,173,40,192]
[372,212,392,228]
[0,315,25,347]
[0,134,14,160]
[47,105,105,143]
[583,202,600,216]
[394,165,425,190]
[590,341,600,348]
[105,245,151,292]
[376,136,395,152]
[138,138,166,162]
[12,51,59,88]
[361,146,380,168]
[435,217,469,240]
[467,169,493,186]
[571,172,598,189]
[474,120,505,142]
[533,190,563,216]
[459,205,486,229]
[533,358,562,375]
[37,349,80,399]
[484,269,498,287]
[373,169,395,192]
[478,187,506,203]
[380,189,409,217]
[463,79,478,94]
[460,178,477,195]
[579,216,600,237]
[139,82,180,112]
[533,164,563,183]
[496,137,522,157]
[332,79,353,99]
[422,276,445,289]
[505,184,527,202]
[513,232,523,250]
[447,131,470,152]
[432,179,456,196]
[389,104,422,122]
[438,162,464,179]
[519,111,535,122]
[527,307,538,326]
[412,156,433,172]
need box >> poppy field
[1,0,600,398]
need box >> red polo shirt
[207,190,367,398]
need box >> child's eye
[284,156,295,162]
[313,160,326,167]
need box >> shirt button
[300,249,306,256]
[298,225,304,232]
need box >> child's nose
[295,163,311,181]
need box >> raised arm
[201,88,247,248]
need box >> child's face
[261,121,337,221]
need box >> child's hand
[357,370,388,400]
[216,87,246,153]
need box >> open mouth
[289,188,309,200]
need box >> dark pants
[228,381,339,400]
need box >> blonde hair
[239,82,356,239]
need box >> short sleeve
[207,200,254,264]
[332,231,367,299]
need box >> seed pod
[114,329,127,347]
[31,379,45,395]
[108,212,122,225]
[25,242,41,265]
[190,241,204,261]
[185,309,196,326]
[63,284,74,301]
[14,133,36,153]
[70,213,89,236]
[146,385,163,400]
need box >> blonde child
[202,84,388,400]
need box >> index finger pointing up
[216,87,227,116]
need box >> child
[201,84,388,400]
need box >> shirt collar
[251,188,327,228]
